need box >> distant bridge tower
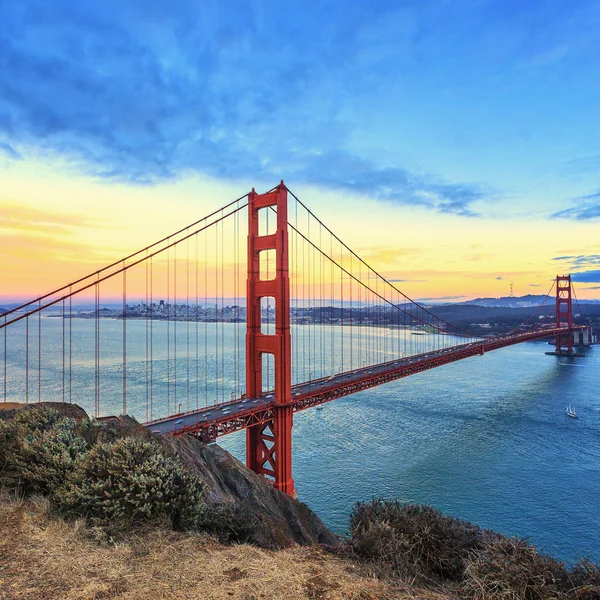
[555,275,574,354]
[246,182,295,496]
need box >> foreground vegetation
[349,500,600,599]
[1,405,599,599]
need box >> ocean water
[2,318,599,563]
[220,337,600,564]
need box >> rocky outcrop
[167,434,338,548]
[1,402,338,549]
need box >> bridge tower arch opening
[245,182,295,496]
[555,274,574,354]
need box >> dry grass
[0,491,452,600]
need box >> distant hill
[456,294,600,308]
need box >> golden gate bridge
[0,182,588,496]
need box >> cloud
[495,276,504,280]
[551,254,600,269]
[0,231,100,262]
[0,201,97,235]
[0,142,21,160]
[0,1,490,216]
[551,192,600,220]
[388,279,426,283]
[571,270,600,283]
[293,151,487,216]
[417,295,466,302]
[527,284,541,287]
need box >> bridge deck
[146,326,585,441]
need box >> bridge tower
[555,274,574,354]
[245,182,295,496]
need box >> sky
[1,0,600,303]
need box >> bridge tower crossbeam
[245,182,295,496]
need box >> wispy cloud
[551,192,600,220]
[294,151,487,216]
[552,254,600,269]
[0,201,97,235]
[0,142,22,160]
[417,295,466,302]
[388,278,426,283]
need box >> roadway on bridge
[147,326,583,438]
[147,337,493,436]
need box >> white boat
[566,404,577,418]
[316,406,324,411]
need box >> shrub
[568,559,600,599]
[464,537,570,600]
[198,502,262,545]
[56,437,204,532]
[0,408,88,494]
[9,417,88,494]
[349,500,486,581]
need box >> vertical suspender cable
[122,267,127,416]
[145,252,149,423]
[150,256,154,420]
[3,315,6,402]
[215,220,219,405]
[204,231,208,406]
[221,218,225,402]
[69,289,72,403]
[195,232,199,411]
[38,301,41,402]
[167,242,171,415]
[61,301,65,403]
[187,234,190,412]
[174,245,177,413]
[25,317,29,404]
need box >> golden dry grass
[0,492,453,600]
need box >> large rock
[167,434,339,548]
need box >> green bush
[0,409,88,494]
[349,500,486,580]
[1,406,204,534]
[56,437,204,531]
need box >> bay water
[3,318,598,563]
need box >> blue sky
[1,0,600,296]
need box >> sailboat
[566,404,578,418]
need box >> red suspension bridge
[0,183,589,496]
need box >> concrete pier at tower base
[545,350,586,358]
